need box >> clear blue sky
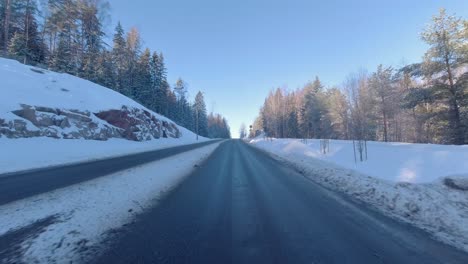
[108,0,467,138]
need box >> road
[95,140,468,264]
[0,140,219,206]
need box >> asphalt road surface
[95,140,468,264]
[0,140,219,206]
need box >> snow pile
[0,58,194,141]
[250,138,468,252]
[0,142,221,263]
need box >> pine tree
[134,48,152,105]
[166,89,178,120]
[79,0,104,82]
[8,31,26,58]
[45,0,80,73]
[150,52,169,114]
[2,0,45,64]
[193,91,208,137]
[421,8,467,144]
[368,65,396,142]
[301,78,328,139]
[325,88,350,139]
[1,0,11,55]
[125,27,141,99]
[112,21,127,94]
[173,78,188,125]
[50,31,73,73]
[95,50,115,89]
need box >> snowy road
[94,140,468,263]
[0,140,219,206]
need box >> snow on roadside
[250,138,468,183]
[0,141,222,263]
[250,138,468,253]
[0,137,210,175]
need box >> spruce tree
[112,22,127,94]
[96,50,115,89]
[134,48,152,106]
[193,91,208,137]
[79,1,104,83]
[421,8,467,144]
[51,31,74,73]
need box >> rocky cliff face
[0,104,180,141]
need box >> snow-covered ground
[250,137,468,252]
[0,58,210,174]
[0,136,209,175]
[251,138,468,183]
[0,142,222,263]
[0,58,178,123]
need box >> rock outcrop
[0,104,180,141]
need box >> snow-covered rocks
[0,58,184,141]
[1,104,180,141]
[443,176,468,191]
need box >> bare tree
[368,65,395,142]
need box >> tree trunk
[381,95,388,142]
[24,0,31,64]
[445,54,464,144]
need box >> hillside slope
[0,58,194,141]
[0,58,207,173]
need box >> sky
[108,0,468,138]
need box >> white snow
[250,138,468,183]
[0,57,194,134]
[1,58,165,116]
[0,141,222,263]
[0,137,209,175]
[250,137,468,253]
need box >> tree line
[0,0,231,139]
[253,9,467,145]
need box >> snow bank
[250,138,468,183]
[0,142,222,263]
[250,138,468,252]
[0,136,209,175]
